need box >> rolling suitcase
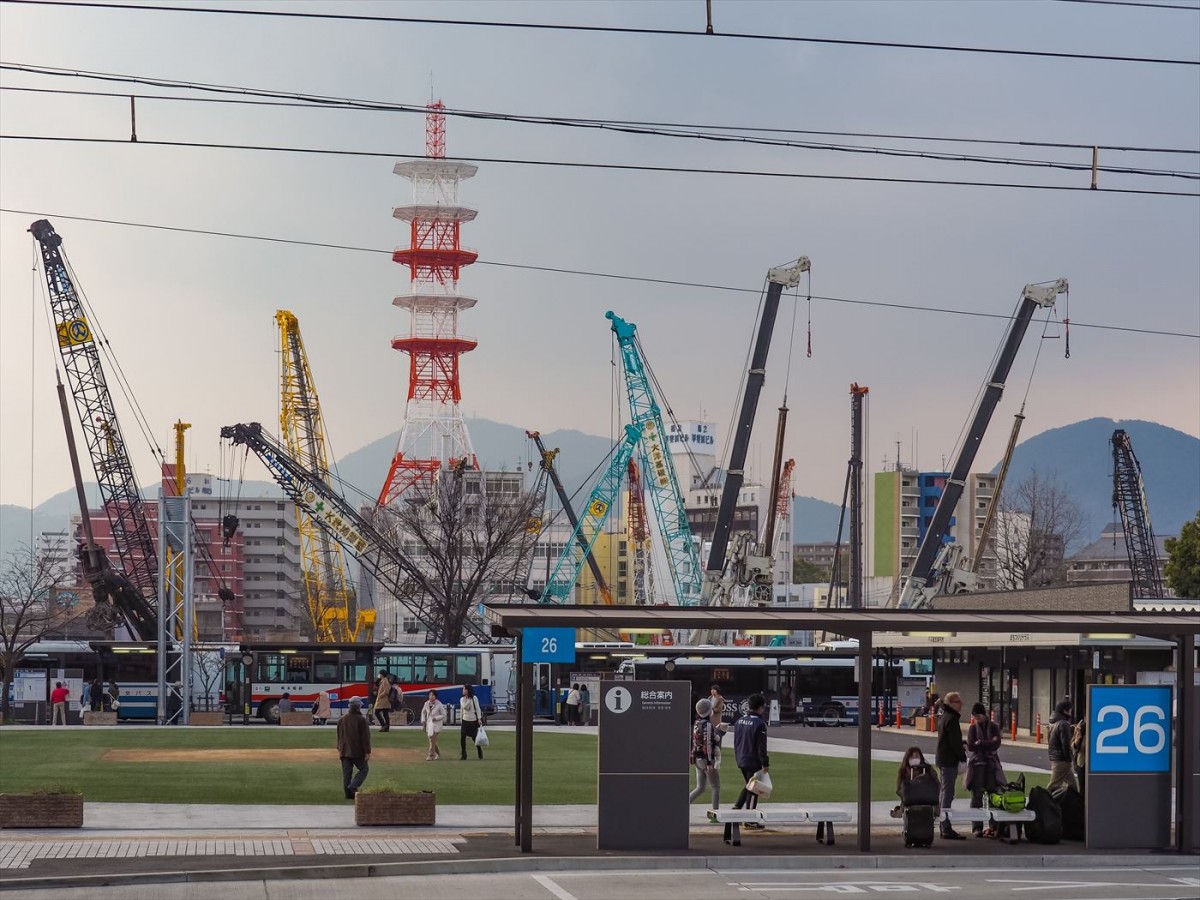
[903,804,936,848]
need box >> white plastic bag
[475,726,490,748]
[746,769,773,800]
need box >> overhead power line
[3,83,1196,181]
[3,134,1197,197]
[1052,0,1200,9]
[3,62,1197,156]
[3,0,1198,66]
[1,207,1195,341]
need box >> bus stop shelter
[483,604,1199,854]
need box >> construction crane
[700,259,811,611]
[626,460,656,605]
[1112,429,1165,599]
[539,424,643,603]
[275,310,372,642]
[898,279,1068,609]
[220,422,492,643]
[31,219,158,640]
[607,312,703,604]
[526,431,614,605]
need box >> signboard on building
[666,421,718,452]
[598,679,690,850]
[1086,684,1173,849]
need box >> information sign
[521,628,576,664]
[1088,685,1172,774]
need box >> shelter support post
[857,630,872,852]
[514,632,523,846]
[520,658,534,852]
[1178,631,1196,853]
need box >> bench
[942,806,1036,844]
[707,806,853,846]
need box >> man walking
[935,691,968,840]
[724,693,769,844]
[337,699,372,799]
[1047,698,1078,796]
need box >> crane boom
[526,431,614,605]
[220,422,489,643]
[627,460,655,605]
[276,310,371,642]
[607,312,703,604]
[31,219,158,640]
[1112,429,1165,599]
[899,279,1067,609]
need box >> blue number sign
[1088,685,1173,774]
[521,628,577,664]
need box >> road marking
[731,881,962,893]
[988,880,1130,891]
[532,873,579,900]
[1168,877,1200,886]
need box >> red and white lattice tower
[378,101,480,506]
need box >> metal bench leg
[816,820,834,845]
[724,822,742,847]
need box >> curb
[2,851,1197,892]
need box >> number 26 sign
[1088,685,1173,774]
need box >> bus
[234,643,514,724]
[612,648,932,725]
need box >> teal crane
[606,312,703,605]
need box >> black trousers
[724,764,761,841]
[461,720,482,757]
[374,708,390,729]
[340,756,368,794]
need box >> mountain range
[3,417,1195,563]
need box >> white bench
[707,806,853,846]
[942,806,1036,844]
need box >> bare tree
[991,468,1087,590]
[0,546,59,723]
[190,648,226,712]
[377,466,542,646]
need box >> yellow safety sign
[56,317,92,347]
[588,499,609,518]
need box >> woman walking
[688,698,722,809]
[373,671,392,731]
[459,684,485,759]
[565,683,581,726]
[420,690,446,760]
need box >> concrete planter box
[355,791,436,826]
[279,711,312,727]
[83,711,117,726]
[0,793,84,829]
[189,711,225,726]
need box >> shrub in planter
[354,786,436,826]
[0,785,84,828]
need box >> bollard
[1036,712,1042,744]
[1010,709,1017,741]
[878,705,884,727]
[927,711,935,732]
[896,707,903,728]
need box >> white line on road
[988,880,1133,891]
[532,873,579,900]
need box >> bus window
[387,655,415,683]
[342,662,366,684]
[455,654,480,682]
[430,655,450,682]
[255,654,288,683]
[285,654,311,683]
[313,659,339,683]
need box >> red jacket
[51,686,69,704]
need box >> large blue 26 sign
[1088,685,1173,774]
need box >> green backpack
[989,774,1027,812]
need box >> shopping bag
[475,726,490,748]
[746,769,773,800]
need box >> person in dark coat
[934,691,968,840]
[724,693,769,844]
[965,701,1004,836]
[1047,698,1077,796]
[337,699,372,799]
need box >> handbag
[746,769,773,800]
[900,769,940,807]
[475,725,490,748]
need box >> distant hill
[992,418,1199,546]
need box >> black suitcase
[1057,785,1085,842]
[1024,786,1063,844]
[903,804,935,848]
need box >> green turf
[0,728,1049,805]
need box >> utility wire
[3,83,1196,181]
[3,62,1197,156]
[3,134,1197,196]
[1052,0,1200,9]
[3,207,1195,341]
[4,0,1197,66]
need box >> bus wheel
[819,704,843,727]
[260,700,279,724]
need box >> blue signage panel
[1088,685,1173,774]
[521,628,577,664]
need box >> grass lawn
[0,728,1050,805]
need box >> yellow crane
[276,310,374,642]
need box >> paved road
[7,867,1198,900]
[771,723,1051,770]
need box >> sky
[0,0,1197,515]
